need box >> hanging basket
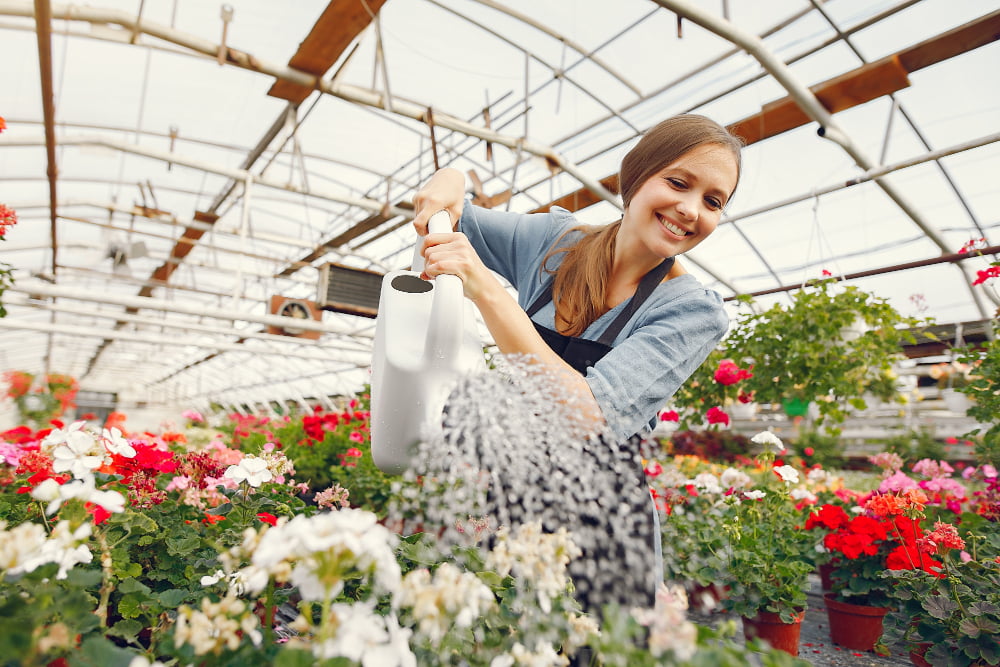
[781,397,811,418]
[824,593,890,652]
[941,388,973,415]
[742,609,805,656]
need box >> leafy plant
[957,319,1000,469]
[724,278,925,429]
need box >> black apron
[525,256,675,374]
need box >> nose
[676,196,698,221]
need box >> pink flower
[349,431,364,444]
[803,447,815,457]
[972,265,1000,286]
[705,406,730,426]
[644,461,663,477]
[345,447,362,458]
[879,470,919,493]
[659,410,679,422]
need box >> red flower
[705,406,730,426]
[257,512,278,526]
[805,504,850,531]
[86,502,112,525]
[202,513,227,525]
[972,265,1000,286]
[713,359,753,386]
[0,116,6,133]
[345,447,362,458]
[804,447,815,456]
[659,410,679,422]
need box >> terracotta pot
[742,609,805,656]
[824,593,890,652]
[817,562,836,591]
[908,642,933,667]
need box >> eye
[705,196,723,211]
[666,177,686,189]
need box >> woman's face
[621,143,739,261]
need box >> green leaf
[116,594,146,619]
[274,647,323,667]
[106,619,144,644]
[924,593,960,620]
[71,635,140,667]
[959,615,999,639]
[207,501,233,516]
[118,578,152,596]
[158,588,189,607]
[166,535,202,556]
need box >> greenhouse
[1,1,998,665]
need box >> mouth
[656,213,693,238]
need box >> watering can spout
[370,211,485,474]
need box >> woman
[413,114,742,438]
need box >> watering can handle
[410,210,453,273]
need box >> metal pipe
[730,244,1000,300]
[6,281,372,337]
[0,319,372,364]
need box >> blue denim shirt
[459,204,729,439]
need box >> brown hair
[544,114,743,337]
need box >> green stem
[95,531,115,628]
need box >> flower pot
[742,609,805,656]
[781,397,810,418]
[730,402,758,420]
[908,642,933,667]
[817,562,836,591]
[824,593,889,652]
[941,388,973,414]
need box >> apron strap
[527,257,675,345]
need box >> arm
[413,170,606,433]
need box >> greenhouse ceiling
[0,0,998,419]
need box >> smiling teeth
[660,217,687,236]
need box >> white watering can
[370,210,486,474]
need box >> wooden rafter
[529,10,1000,214]
[268,0,390,104]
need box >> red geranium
[713,359,753,386]
[705,406,730,426]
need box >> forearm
[473,279,606,432]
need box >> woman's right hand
[412,168,466,235]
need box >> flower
[100,427,136,458]
[256,512,278,526]
[396,562,496,644]
[0,203,16,237]
[972,265,1000,286]
[224,455,273,487]
[658,410,679,422]
[752,431,785,454]
[705,406,729,426]
[44,422,106,478]
[713,358,753,386]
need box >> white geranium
[101,427,136,458]
[10,520,93,580]
[719,467,752,489]
[691,472,722,494]
[397,562,496,644]
[744,490,766,500]
[751,430,785,454]
[224,455,273,487]
[31,475,126,516]
[45,422,105,478]
[485,521,581,614]
[790,488,817,503]
[312,603,415,667]
[633,582,698,661]
[0,520,48,574]
[773,465,800,485]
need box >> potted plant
[670,350,756,429]
[718,432,817,656]
[879,508,1000,666]
[724,277,925,428]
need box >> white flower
[312,603,416,667]
[632,582,698,660]
[224,455,273,487]
[397,563,496,644]
[806,468,831,485]
[101,427,136,458]
[691,472,722,494]
[0,520,48,574]
[32,476,125,517]
[751,430,785,453]
[720,467,752,489]
[15,520,93,579]
[773,465,800,484]
[744,490,766,500]
[790,488,817,503]
[485,521,581,614]
[47,423,105,478]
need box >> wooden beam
[137,210,219,300]
[530,11,1000,214]
[268,0,390,104]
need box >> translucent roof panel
[1,0,998,425]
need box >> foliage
[724,278,925,428]
[956,320,1000,468]
[0,409,811,667]
[876,428,947,466]
[880,509,1000,665]
[2,371,79,427]
[789,429,844,470]
[0,200,16,319]
[666,429,752,464]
